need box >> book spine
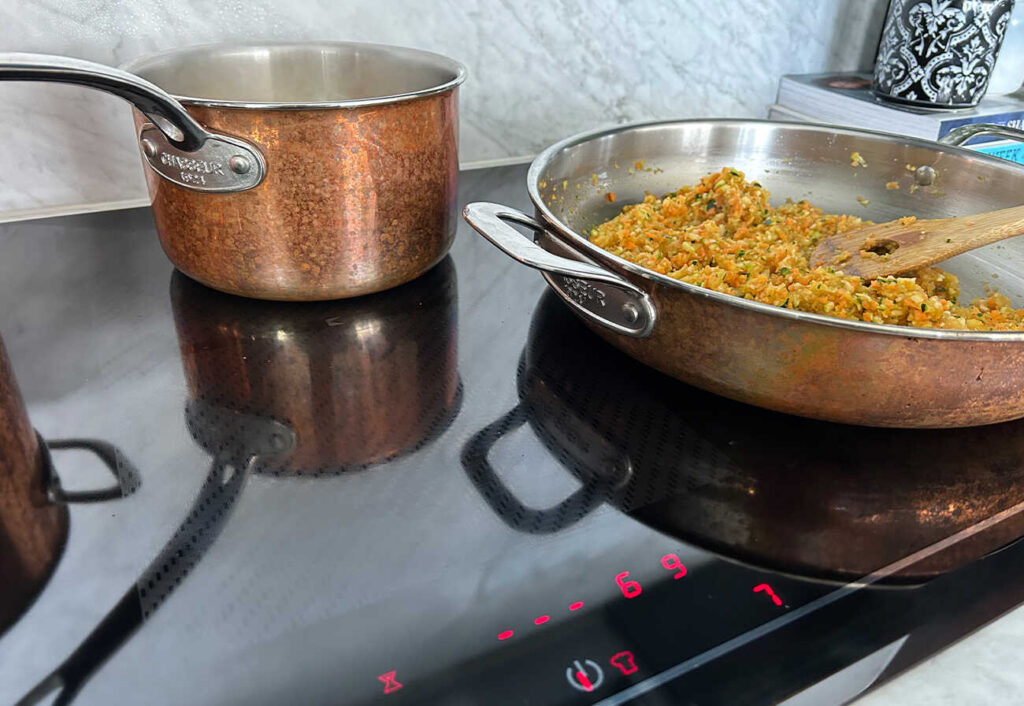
[971,141,1024,166]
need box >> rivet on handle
[141,137,158,159]
[229,155,252,175]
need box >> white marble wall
[0,0,887,215]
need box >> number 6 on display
[615,571,643,599]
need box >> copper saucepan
[465,119,1024,428]
[0,43,465,300]
[464,291,1024,584]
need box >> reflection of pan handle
[462,404,626,534]
[16,455,252,706]
[940,123,1024,146]
[40,436,142,504]
[463,202,656,338]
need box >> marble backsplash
[0,0,888,215]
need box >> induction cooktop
[2,164,1024,706]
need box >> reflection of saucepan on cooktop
[170,257,461,475]
[15,261,465,706]
[17,424,284,706]
[465,291,1024,583]
[0,337,139,639]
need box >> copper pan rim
[527,117,1024,342]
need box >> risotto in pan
[589,167,1024,331]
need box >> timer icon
[565,659,604,692]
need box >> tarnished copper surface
[134,88,459,301]
[0,337,66,633]
[536,227,1024,428]
[171,258,460,473]
[518,292,1024,582]
[609,273,1024,428]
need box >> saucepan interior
[529,120,1024,310]
[123,41,466,107]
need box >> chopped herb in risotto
[588,167,1024,330]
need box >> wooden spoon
[809,204,1024,279]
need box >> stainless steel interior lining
[122,42,466,107]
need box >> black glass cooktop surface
[3,164,1024,706]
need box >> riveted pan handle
[0,53,265,193]
[940,123,1024,146]
[463,202,656,338]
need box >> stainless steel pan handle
[463,202,656,337]
[940,123,1024,146]
[0,53,265,193]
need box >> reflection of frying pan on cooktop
[464,291,1024,583]
[171,257,462,475]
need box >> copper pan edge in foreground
[0,338,65,635]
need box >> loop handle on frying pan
[0,53,265,193]
[463,202,656,338]
[939,122,1024,146]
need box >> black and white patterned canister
[873,0,1016,108]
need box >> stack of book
[770,73,1024,165]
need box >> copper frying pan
[466,119,1024,427]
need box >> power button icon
[566,659,604,692]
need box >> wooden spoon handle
[810,204,1024,279]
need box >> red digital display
[609,651,638,675]
[615,572,643,598]
[660,553,687,579]
[377,671,403,694]
[753,583,783,606]
[495,550,699,647]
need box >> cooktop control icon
[377,670,403,694]
[609,650,638,675]
[565,659,604,692]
